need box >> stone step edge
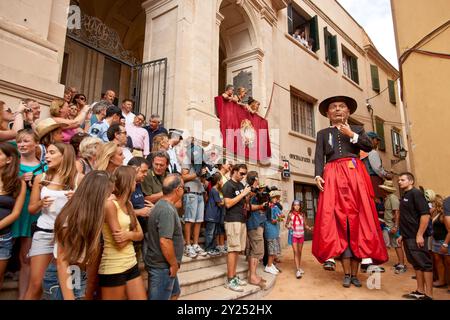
[179,266,277,300]
[178,259,248,287]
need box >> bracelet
[442,243,449,248]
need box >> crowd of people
[0,87,448,301]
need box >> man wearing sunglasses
[222,164,252,292]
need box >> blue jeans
[148,268,180,300]
[42,262,87,300]
[205,222,219,251]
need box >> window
[391,129,403,157]
[61,53,69,85]
[370,65,380,92]
[294,183,319,241]
[342,47,359,84]
[287,4,320,52]
[324,27,338,66]
[291,93,315,138]
[388,79,396,104]
[375,117,386,151]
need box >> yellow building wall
[391,0,450,195]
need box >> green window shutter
[375,119,386,151]
[388,79,396,104]
[309,15,320,52]
[330,35,338,67]
[324,27,329,62]
[350,56,359,84]
[287,4,293,35]
[370,65,380,92]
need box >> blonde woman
[95,142,125,173]
[76,137,102,174]
[151,133,169,152]
[24,143,83,299]
[99,166,146,300]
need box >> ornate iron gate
[66,8,168,123]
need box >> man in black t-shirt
[397,172,433,300]
[222,164,252,292]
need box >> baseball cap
[106,105,124,119]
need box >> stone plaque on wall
[233,69,252,103]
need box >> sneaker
[218,246,227,254]
[296,270,302,279]
[394,264,407,274]
[273,264,282,273]
[225,278,244,292]
[417,295,433,300]
[184,245,198,259]
[192,244,207,256]
[402,290,425,299]
[234,276,247,286]
[351,276,362,287]
[264,265,279,275]
[362,264,385,273]
[207,250,220,257]
[298,268,305,275]
[343,275,351,288]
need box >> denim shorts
[28,231,54,257]
[42,262,87,300]
[148,268,180,300]
[0,232,13,260]
[432,239,450,256]
[183,193,204,223]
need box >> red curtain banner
[215,96,271,162]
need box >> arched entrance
[63,0,145,104]
[218,0,263,102]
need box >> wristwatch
[442,243,449,248]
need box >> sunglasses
[239,172,247,176]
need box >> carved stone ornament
[67,11,139,65]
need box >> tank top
[291,212,305,238]
[0,194,15,235]
[98,200,137,275]
[36,174,79,230]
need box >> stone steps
[0,278,19,300]
[178,256,248,297]
[179,264,276,300]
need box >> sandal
[323,261,336,271]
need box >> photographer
[181,138,207,259]
[245,171,268,289]
[223,164,251,292]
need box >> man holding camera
[245,171,268,289]
[181,139,207,259]
[222,164,252,292]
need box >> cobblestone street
[265,241,450,300]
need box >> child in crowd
[264,190,284,275]
[204,173,224,256]
[286,200,312,279]
[11,129,46,298]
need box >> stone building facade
[0,0,409,238]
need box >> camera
[186,142,218,181]
[253,185,279,206]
